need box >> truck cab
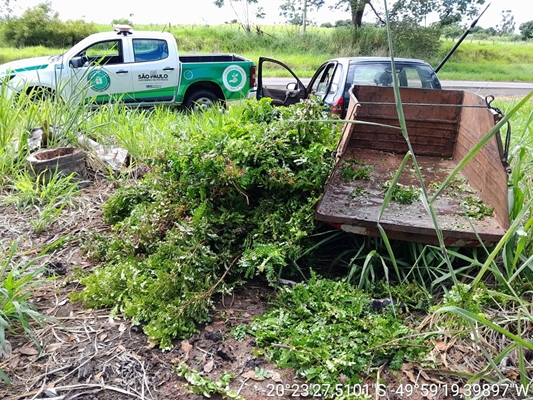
[0,25,255,109]
[1,26,181,105]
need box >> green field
[1,23,533,81]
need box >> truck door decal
[87,70,111,92]
[222,65,246,92]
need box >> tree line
[1,0,532,50]
[213,0,533,40]
[214,0,490,28]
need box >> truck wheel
[26,87,55,102]
[185,90,220,112]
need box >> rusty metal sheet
[315,148,506,246]
[316,85,509,246]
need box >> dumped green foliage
[383,181,420,205]
[460,196,494,219]
[341,165,372,181]
[249,273,428,384]
[74,98,340,348]
[340,159,373,181]
[175,362,243,399]
[350,187,370,198]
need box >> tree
[213,0,265,33]
[519,21,533,40]
[496,10,515,35]
[390,0,487,26]
[330,0,486,28]
[330,0,376,27]
[1,0,14,19]
[280,0,324,32]
[441,23,464,40]
[3,2,95,47]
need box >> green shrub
[390,21,442,60]
[2,3,96,48]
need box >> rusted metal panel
[316,85,509,246]
[454,92,509,232]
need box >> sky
[10,0,528,32]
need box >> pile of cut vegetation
[73,98,340,348]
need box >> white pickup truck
[0,25,256,109]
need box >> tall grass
[0,241,57,385]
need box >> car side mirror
[286,82,297,91]
[69,57,85,68]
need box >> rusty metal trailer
[315,85,510,246]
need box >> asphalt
[263,78,533,97]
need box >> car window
[78,40,123,65]
[351,65,387,86]
[403,67,423,88]
[330,64,343,94]
[310,63,337,96]
[350,64,437,88]
[133,39,169,62]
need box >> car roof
[330,56,432,66]
[85,30,174,42]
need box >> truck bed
[315,86,509,246]
[180,54,250,63]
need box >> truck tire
[26,86,55,102]
[185,90,220,112]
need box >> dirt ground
[0,171,528,400]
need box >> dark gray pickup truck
[256,56,442,118]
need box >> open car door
[256,57,307,106]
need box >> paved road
[440,80,533,97]
[263,78,533,98]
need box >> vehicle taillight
[331,97,344,117]
[250,65,257,88]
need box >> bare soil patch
[0,176,297,400]
[0,173,527,400]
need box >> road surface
[263,78,533,98]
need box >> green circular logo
[87,70,111,92]
[222,65,246,92]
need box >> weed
[0,242,56,385]
[2,170,80,210]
